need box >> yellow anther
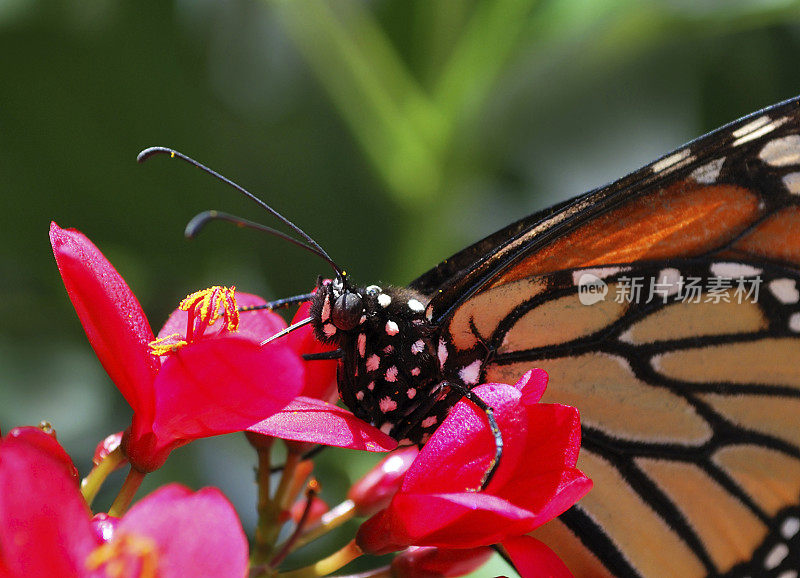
[179,286,239,332]
[86,532,159,578]
[148,334,187,356]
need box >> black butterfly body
[306,96,800,577]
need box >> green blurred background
[3,0,800,574]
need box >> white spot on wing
[379,397,397,413]
[571,267,629,286]
[651,148,693,174]
[732,115,771,138]
[656,268,682,296]
[385,320,399,336]
[789,313,800,333]
[732,115,790,147]
[380,422,393,434]
[783,172,800,195]
[366,354,380,372]
[411,339,425,354]
[769,279,799,304]
[710,262,762,278]
[407,388,416,399]
[759,134,800,166]
[765,543,789,570]
[411,367,421,376]
[367,381,375,390]
[782,517,800,539]
[356,390,364,401]
[458,359,483,386]
[407,298,424,312]
[385,366,398,382]
[689,157,725,184]
[378,293,392,308]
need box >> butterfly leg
[449,381,503,489]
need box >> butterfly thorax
[310,279,462,444]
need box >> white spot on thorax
[321,295,331,322]
[407,298,424,312]
[407,388,416,399]
[380,422,393,434]
[383,344,394,354]
[356,390,364,401]
[783,172,800,195]
[366,354,380,372]
[379,397,397,413]
[759,134,800,166]
[458,359,483,386]
[385,320,399,335]
[378,293,392,308]
[709,262,762,278]
[323,323,337,337]
[410,367,421,376]
[357,333,366,357]
[437,338,448,368]
[651,148,693,174]
[421,416,438,428]
[689,157,725,184]
[367,381,375,390]
[769,279,799,304]
[411,339,425,354]
[385,366,398,382]
[765,543,789,570]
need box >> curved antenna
[138,146,344,278]
[186,210,341,274]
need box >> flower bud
[348,446,418,517]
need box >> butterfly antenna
[185,210,341,273]
[137,146,344,278]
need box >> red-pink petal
[248,396,397,452]
[502,535,574,578]
[348,446,419,516]
[516,369,549,403]
[0,436,96,576]
[114,485,248,578]
[6,426,78,482]
[391,546,493,578]
[127,337,304,471]
[50,223,159,415]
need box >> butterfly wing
[410,96,800,576]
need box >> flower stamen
[179,286,239,340]
[86,532,159,578]
[148,333,187,356]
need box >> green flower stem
[289,498,356,552]
[252,440,278,565]
[81,445,126,506]
[276,539,363,578]
[107,467,145,517]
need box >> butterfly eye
[331,291,363,330]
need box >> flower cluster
[0,223,591,577]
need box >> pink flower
[0,431,248,577]
[356,370,591,571]
[50,223,304,471]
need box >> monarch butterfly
[141,95,800,577]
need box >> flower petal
[6,426,78,481]
[0,434,96,576]
[114,484,248,578]
[391,546,493,578]
[127,337,304,471]
[248,396,397,452]
[50,223,159,414]
[502,535,574,578]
